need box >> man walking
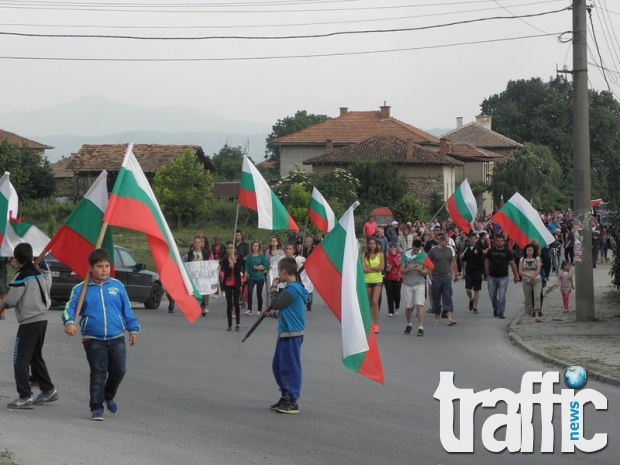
[484,235,519,319]
[461,232,484,314]
[400,239,428,336]
[428,233,459,326]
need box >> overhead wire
[0,6,571,40]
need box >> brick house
[272,105,440,177]
[303,136,463,208]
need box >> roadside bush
[20,198,75,224]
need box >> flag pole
[429,202,447,224]
[232,202,240,245]
[242,264,305,342]
[74,222,109,320]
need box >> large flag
[492,193,555,249]
[239,156,299,231]
[446,179,477,233]
[44,171,114,279]
[304,202,384,384]
[103,144,202,323]
[308,187,337,234]
[0,172,18,250]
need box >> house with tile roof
[441,116,522,158]
[273,105,440,177]
[442,115,523,213]
[66,144,212,198]
[304,136,463,208]
[0,129,54,151]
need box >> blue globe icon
[564,366,587,389]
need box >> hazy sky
[1,0,618,130]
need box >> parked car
[46,246,164,309]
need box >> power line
[0,31,566,61]
[0,6,571,40]
[587,4,613,93]
[0,0,568,31]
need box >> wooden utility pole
[572,0,595,320]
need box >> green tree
[153,149,213,229]
[480,77,620,209]
[0,140,55,199]
[272,169,316,202]
[265,110,331,172]
[286,183,312,230]
[488,143,567,211]
[314,168,359,216]
[394,194,425,222]
[211,144,245,181]
[349,161,407,214]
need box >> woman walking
[244,241,269,316]
[220,242,243,331]
[519,243,543,323]
[362,238,384,334]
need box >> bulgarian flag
[492,192,555,249]
[447,179,477,233]
[239,156,299,231]
[304,201,384,384]
[308,187,337,234]
[412,250,434,270]
[44,171,114,279]
[0,172,17,249]
[0,172,50,257]
[103,144,203,323]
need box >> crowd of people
[359,207,614,336]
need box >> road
[0,281,618,465]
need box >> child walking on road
[555,261,574,313]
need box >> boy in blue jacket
[62,248,140,421]
[263,257,308,414]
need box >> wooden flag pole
[74,222,109,321]
[429,202,447,225]
[232,202,240,246]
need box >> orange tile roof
[303,136,463,166]
[447,144,505,162]
[273,109,440,145]
[67,144,209,173]
[0,129,53,149]
[441,123,522,149]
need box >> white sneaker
[244,310,253,315]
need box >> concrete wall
[280,146,327,176]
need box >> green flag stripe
[319,222,347,273]
[502,202,549,244]
[64,199,106,245]
[454,187,473,223]
[309,197,328,220]
[239,171,256,194]
[270,190,290,230]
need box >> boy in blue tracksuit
[61,248,140,421]
[264,257,308,414]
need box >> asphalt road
[0,281,618,465]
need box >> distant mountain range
[0,95,271,162]
[0,95,451,164]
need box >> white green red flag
[308,187,337,234]
[304,201,384,384]
[44,171,114,279]
[0,172,50,257]
[0,172,16,250]
[239,156,299,231]
[103,144,202,323]
[446,179,477,233]
[413,250,434,270]
[492,192,555,249]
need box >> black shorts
[465,273,482,291]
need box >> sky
[1,0,618,131]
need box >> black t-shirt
[485,247,514,278]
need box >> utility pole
[573,0,595,321]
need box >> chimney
[456,116,463,128]
[380,103,390,120]
[475,114,492,130]
[439,137,451,156]
[326,139,333,153]
[406,139,414,160]
[339,107,348,117]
